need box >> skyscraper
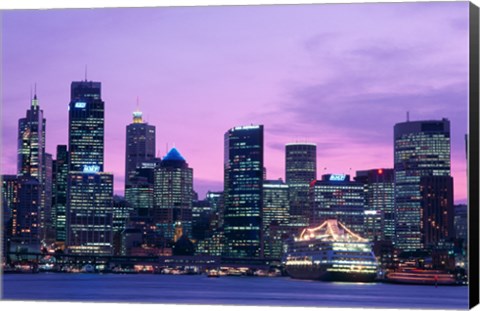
[17,93,46,181]
[68,81,104,172]
[52,145,69,244]
[17,92,47,246]
[125,107,156,188]
[223,125,264,258]
[44,152,54,243]
[310,174,366,236]
[262,179,290,260]
[285,143,317,218]
[394,118,452,252]
[66,172,113,255]
[154,147,193,242]
[66,80,114,255]
[124,108,156,219]
[355,168,395,242]
[420,175,454,247]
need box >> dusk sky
[1,2,469,203]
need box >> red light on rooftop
[378,169,383,174]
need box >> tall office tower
[14,176,41,251]
[223,125,264,258]
[420,176,454,247]
[125,108,156,189]
[285,143,317,218]
[191,199,213,242]
[66,80,114,255]
[17,93,46,247]
[112,196,135,255]
[17,93,46,180]
[68,81,104,172]
[262,179,290,260]
[394,118,451,252]
[454,204,468,247]
[52,145,69,243]
[125,159,159,218]
[154,147,193,242]
[206,191,223,230]
[310,174,366,236]
[66,173,113,255]
[355,169,395,242]
[43,153,53,243]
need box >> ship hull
[385,270,458,286]
[286,265,377,282]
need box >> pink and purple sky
[1,2,469,203]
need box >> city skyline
[2,2,469,203]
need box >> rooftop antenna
[34,83,37,98]
[30,85,32,101]
[85,65,88,81]
[407,111,410,122]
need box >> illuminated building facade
[394,119,451,252]
[52,145,69,243]
[355,168,395,242]
[68,81,104,172]
[124,108,156,188]
[154,147,193,242]
[125,159,159,218]
[223,125,264,258]
[285,143,317,218]
[17,93,47,246]
[2,175,19,253]
[66,172,114,255]
[206,191,223,230]
[66,80,114,255]
[262,179,290,260]
[310,174,366,236]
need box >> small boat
[385,268,457,286]
[81,264,95,273]
[207,269,220,278]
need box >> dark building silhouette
[223,125,264,258]
[52,145,69,244]
[420,175,454,247]
[285,143,316,218]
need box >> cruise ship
[283,219,378,282]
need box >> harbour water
[1,274,468,309]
